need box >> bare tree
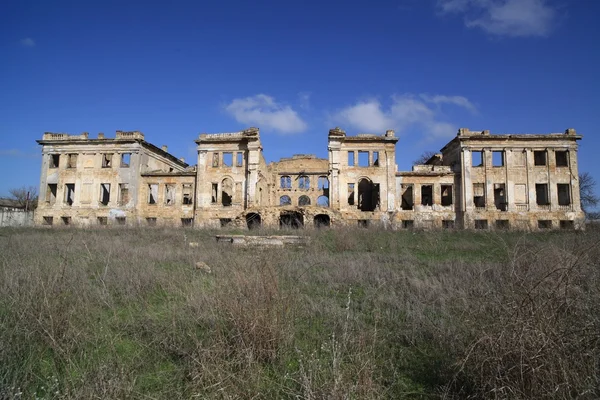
[8,186,38,210]
[412,151,438,166]
[579,172,598,217]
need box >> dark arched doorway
[358,178,379,211]
[279,211,303,229]
[314,214,330,228]
[246,213,261,229]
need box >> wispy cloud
[224,94,307,134]
[330,93,477,140]
[19,38,35,47]
[0,149,39,158]
[436,0,557,37]
[298,92,311,110]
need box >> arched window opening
[314,214,330,228]
[317,195,329,207]
[280,195,292,206]
[280,175,291,189]
[358,178,379,212]
[298,195,311,206]
[298,175,310,190]
[221,178,233,206]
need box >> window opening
[182,184,193,205]
[317,195,329,207]
[67,154,78,168]
[492,151,504,167]
[236,152,243,167]
[555,151,568,167]
[97,217,108,226]
[121,153,131,167]
[557,184,571,205]
[43,216,53,225]
[534,151,547,166]
[102,153,113,168]
[535,183,549,205]
[473,183,485,208]
[358,178,379,211]
[119,184,129,206]
[472,151,483,167]
[148,184,158,204]
[494,183,506,211]
[181,218,193,227]
[280,195,292,206]
[61,216,71,225]
[165,184,175,205]
[402,220,414,229]
[146,217,157,226]
[46,184,57,205]
[279,211,303,229]
[223,152,233,167]
[372,151,379,166]
[474,219,488,229]
[116,217,126,225]
[348,151,355,166]
[298,195,311,206]
[441,185,453,206]
[221,178,233,206]
[358,151,369,167]
[100,183,110,206]
[65,184,75,206]
[401,185,413,210]
[314,214,330,228]
[538,220,552,229]
[246,213,261,229]
[318,176,329,190]
[298,175,310,190]
[442,220,454,229]
[211,183,218,203]
[50,154,60,168]
[347,183,355,206]
[280,176,291,189]
[421,185,433,206]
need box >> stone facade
[35,127,585,230]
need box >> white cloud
[298,92,311,110]
[19,38,35,47]
[224,94,307,134]
[331,93,476,140]
[437,0,557,37]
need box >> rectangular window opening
[43,216,53,225]
[236,152,243,167]
[97,217,108,226]
[146,217,157,226]
[121,153,131,167]
[223,152,233,167]
[119,183,129,206]
[182,184,193,205]
[67,154,78,169]
[494,183,506,211]
[472,151,483,167]
[220,218,233,227]
[347,183,355,206]
[357,219,369,228]
[116,217,126,225]
[148,184,158,204]
[473,183,485,208]
[102,153,113,168]
[474,219,488,230]
[538,220,552,229]
[46,184,57,205]
[348,151,355,166]
[211,183,218,203]
[534,151,547,166]
[535,183,549,205]
[441,185,453,206]
[65,183,75,206]
[50,154,60,168]
[165,184,176,205]
[372,151,379,166]
[61,216,71,225]
[557,183,571,205]
[492,151,504,167]
[280,176,291,189]
[402,220,414,229]
[421,185,433,206]
[555,151,568,167]
[358,151,369,167]
[401,184,414,210]
[181,218,193,227]
[100,183,110,206]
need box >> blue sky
[1,0,599,202]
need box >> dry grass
[0,226,598,399]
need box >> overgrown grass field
[1,227,599,399]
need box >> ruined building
[35,127,585,230]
